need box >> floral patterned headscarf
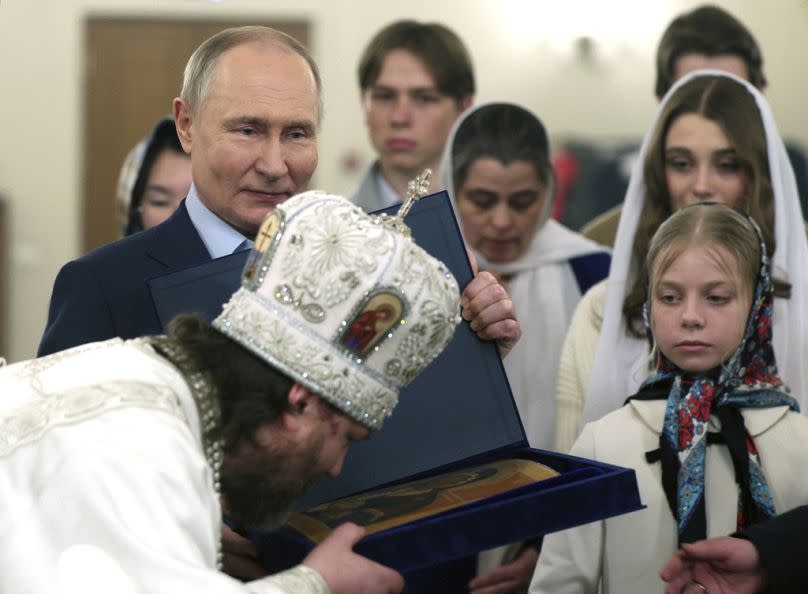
[631,204,798,544]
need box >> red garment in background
[551,149,580,222]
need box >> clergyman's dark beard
[221,436,324,531]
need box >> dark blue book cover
[148,192,642,575]
[148,191,525,506]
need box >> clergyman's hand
[303,523,404,594]
[221,522,268,581]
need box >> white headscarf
[581,70,808,426]
[439,102,609,448]
[116,137,149,232]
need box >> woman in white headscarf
[554,70,808,453]
[442,102,610,451]
[441,101,611,593]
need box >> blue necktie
[233,239,252,254]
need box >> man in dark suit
[39,26,321,356]
[41,24,520,362]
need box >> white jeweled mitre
[213,187,461,430]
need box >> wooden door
[83,18,309,252]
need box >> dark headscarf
[116,117,184,236]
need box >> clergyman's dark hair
[168,314,293,453]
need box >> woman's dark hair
[451,103,552,192]
[168,314,293,453]
[125,117,186,236]
[624,75,778,337]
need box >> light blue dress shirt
[185,184,253,258]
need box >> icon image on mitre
[340,291,406,356]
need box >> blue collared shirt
[185,184,253,258]
[373,167,404,209]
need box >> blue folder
[147,191,643,574]
[148,250,248,328]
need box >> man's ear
[173,97,194,155]
[280,383,314,432]
[287,383,313,412]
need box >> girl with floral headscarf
[529,203,808,593]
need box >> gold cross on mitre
[376,169,432,236]
[254,211,281,252]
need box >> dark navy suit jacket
[741,504,808,594]
[38,202,211,356]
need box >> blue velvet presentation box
[147,192,643,575]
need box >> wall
[0,0,806,361]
